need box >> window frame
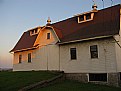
[89,73,107,82]
[79,15,84,22]
[19,55,22,63]
[86,13,91,20]
[78,12,94,23]
[70,48,77,60]
[28,53,32,63]
[90,45,98,59]
[47,33,50,39]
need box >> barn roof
[10,4,121,52]
[51,4,120,43]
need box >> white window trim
[88,73,108,82]
[69,47,77,61]
[89,44,99,59]
[78,13,94,23]
[30,29,39,36]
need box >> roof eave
[10,46,38,53]
[58,35,114,45]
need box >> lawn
[32,80,121,91]
[0,71,60,91]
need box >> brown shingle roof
[10,4,120,52]
[10,31,38,52]
[51,4,120,43]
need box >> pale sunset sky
[0,0,121,68]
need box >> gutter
[10,46,39,53]
[58,35,113,45]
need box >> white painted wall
[60,38,117,73]
[13,45,59,71]
[115,13,121,72]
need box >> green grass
[32,80,121,91]
[0,71,60,91]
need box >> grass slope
[0,71,60,91]
[32,80,121,91]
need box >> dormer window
[86,13,91,20]
[35,29,38,33]
[31,30,34,34]
[79,15,84,21]
[30,29,38,36]
[77,12,94,23]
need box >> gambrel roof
[52,4,120,43]
[10,4,121,52]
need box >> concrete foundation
[65,73,120,87]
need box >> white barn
[10,4,121,86]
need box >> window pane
[79,15,84,21]
[19,55,22,63]
[47,33,50,39]
[86,13,91,20]
[28,53,31,63]
[35,29,38,33]
[70,48,77,60]
[89,73,107,81]
[31,30,34,34]
[90,45,98,58]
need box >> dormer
[29,27,41,36]
[76,4,98,23]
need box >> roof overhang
[10,46,39,53]
[58,35,114,45]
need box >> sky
[0,0,121,68]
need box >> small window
[70,48,77,60]
[86,13,91,20]
[35,29,38,33]
[19,55,22,63]
[90,45,98,58]
[89,73,107,81]
[79,15,84,21]
[47,33,50,39]
[28,53,31,63]
[31,30,34,34]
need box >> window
[19,55,22,63]
[28,53,31,63]
[30,29,38,36]
[79,15,84,21]
[47,33,50,39]
[89,73,107,81]
[78,13,94,23]
[31,30,34,34]
[90,45,98,58]
[35,29,38,33]
[86,13,91,20]
[70,48,77,60]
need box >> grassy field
[32,80,121,91]
[0,71,121,91]
[0,71,60,91]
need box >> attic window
[79,15,84,21]
[47,33,50,39]
[86,13,91,20]
[31,30,34,34]
[30,29,38,36]
[78,12,94,23]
